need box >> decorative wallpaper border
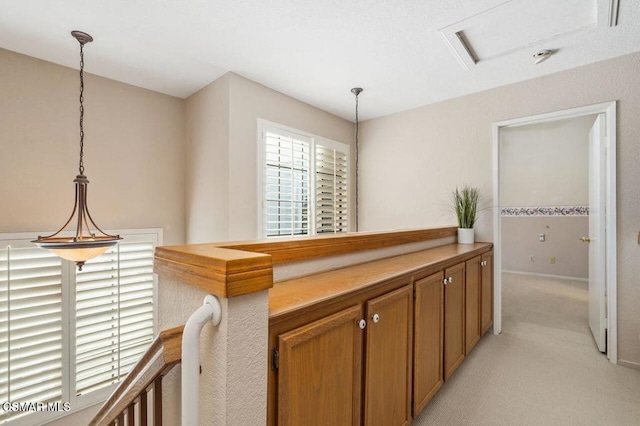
[501,206,589,217]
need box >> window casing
[260,121,350,238]
[0,229,160,426]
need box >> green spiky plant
[452,185,479,229]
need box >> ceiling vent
[439,0,620,70]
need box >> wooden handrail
[217,226,458,264]
[89,326,184,426]
[154,226,457,298]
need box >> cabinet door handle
[372,313,380,323]
[357,319,367,330]
[448,276,453,284]
[443,278,448,285]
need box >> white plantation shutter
[261,122,350,238]
[315,142,349,234]
[0,229,159,425]
[263,127,311,237]
[75,236,155,397]
[0,244,63,423]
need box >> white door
[588,114,607,353]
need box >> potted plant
[452,185,479,244]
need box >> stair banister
[182,295,222,426]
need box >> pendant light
[33,31,121,270]
[351,87,363,232]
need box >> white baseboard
[618,360,640,371]
[502,270,588,283]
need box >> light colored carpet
[413,272,640,426]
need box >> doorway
[492,102,617,363]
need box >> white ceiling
[1,0,639,121]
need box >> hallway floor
[413,272,640,426]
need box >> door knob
[579,237,591,243]
[372,314,380,323]
[443,278,448,285]
[357,319,366,330]
[448,277,453,284]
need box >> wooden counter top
[269,242,492,322]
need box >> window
[260,122,350,238]
[0,229,160,425]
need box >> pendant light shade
[33,31,121,270]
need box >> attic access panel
[439,0,620,69]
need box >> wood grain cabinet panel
[364,285,413,426]
[268,244,494,425]
[465,256,481,355]
[413,271,444,416]
[481,252,494,335]
[277,305,364,426]
[443,262,465,381]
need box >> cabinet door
[481,252,494,335]
[277,305,364,426]
[465,256,481,354]
[444,262,465,381]
[364,285,412,426]
[413,271,444,416]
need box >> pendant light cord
[354,92,359,232]
[78,42,85,176]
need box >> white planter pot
[457,228,475,244]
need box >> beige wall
[501,217,588,278]
[0,48,186,245]
[227,73,355,240]
[184,72,354,243]
[500,115,595,207]
[185,74,230,243]
[359,51,640,366]
[158,279,268,426]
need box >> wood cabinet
[277,305,364,426]
[274,284,412,426]
[481,252,493,335]
[364,285,413,426]
[464,252,495,353]
[412,271,444,415]
[465,256,481,354]
[268,243,494,425]
[443,262,465,381]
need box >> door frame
[492,101,617,364]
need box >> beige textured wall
[158,279,268,426]
[501,217,588,279]
[185,74,230,243]
[500,115,595,207]
[184,72,354,242]
[359,51,640,366]
[0,48,186,244]
[227,73,354,240]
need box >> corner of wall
[184,74,232,243]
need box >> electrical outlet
[529,255,535,262]
[549,256,556,264]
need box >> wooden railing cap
[154,245,274,299]
[153,226,457,299]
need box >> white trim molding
[493,101,617,364]
[502,270,589,283]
